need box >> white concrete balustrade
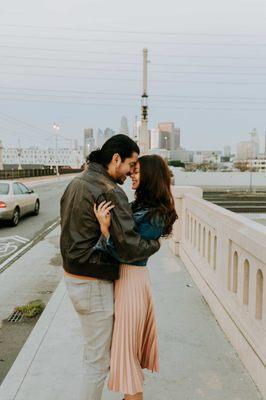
[170,186,266,398]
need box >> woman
[94,155,177,400]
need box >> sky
[0,0,266,152]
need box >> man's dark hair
[88,134,139,167]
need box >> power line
[1,44,266,60]
[1,85,266,101]
[0,45,140,56]
[0,122,52,145]
[1,89,266,105]
[2,24,265,37]
[1,70,266,84]
[0,70,140,81]
[3,55,266,69]
[2,62,266,76]
[0,33,265,46]
[0,95,264,111]
[0,112,71,143]
[0,55,142,66]
[0,85,139,97]
[0,62,141,73]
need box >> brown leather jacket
[60,162,160,280]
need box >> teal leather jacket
[95,207,164,266]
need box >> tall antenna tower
[139,48,150,154]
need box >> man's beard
[116,175,127,184]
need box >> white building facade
[3,147,84,168]
[193,151,222,164]
[248,159,266,172]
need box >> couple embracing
[60,134,177,400]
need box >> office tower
[224,145,231,157]
[249,128,260,154]
[84,128,95,158]
[236,141,258,160]
[119,116,129,135]
[150,128,160,149]
[96,129,105,148]
[104,128,115,141]
[158,122,180,150]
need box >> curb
[0,279,66,400]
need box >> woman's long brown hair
[132,155,178,236]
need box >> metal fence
[0,168,56,180]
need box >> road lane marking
[0,219,60,273]
[13,235,30,243]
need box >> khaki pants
[65,276,114,400]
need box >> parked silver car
[0,181,40,226]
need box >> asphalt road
[0,176,74,266]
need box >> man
[60,134,160,400]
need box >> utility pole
[17,139,22,170]
[139,48,150,154]
[53,123,60,176]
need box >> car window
[0,183,10,195]
[13,183,23,195]
[18,183,30,194]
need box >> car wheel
[11,207,20,226]
[34,200,40,216]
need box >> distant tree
[168,160,185,168]
[234,161,249,172]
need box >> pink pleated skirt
[108,264,159,395]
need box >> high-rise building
[84,128,95,158]
[249,128,260,154]
[158,122,180,150]
[119,116,129,135]
[236,141,258,160]
[96,129,105,148]
[150,128,160,149]
[224,145,231,157]
[104,128,115,141]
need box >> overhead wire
[1,44,266,61]
[0,96,265,112]
[1,70,266,84]
[0,33,265,47]
[2,55,266,69]
[2,85,266,102]
[2,24,265,37]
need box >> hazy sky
[0,0,266,152]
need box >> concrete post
[169,186,203,255]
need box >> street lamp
[17,141,22,170]
[53,123,60,176]
[249,161,254,192]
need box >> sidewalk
[0,236,263,400]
